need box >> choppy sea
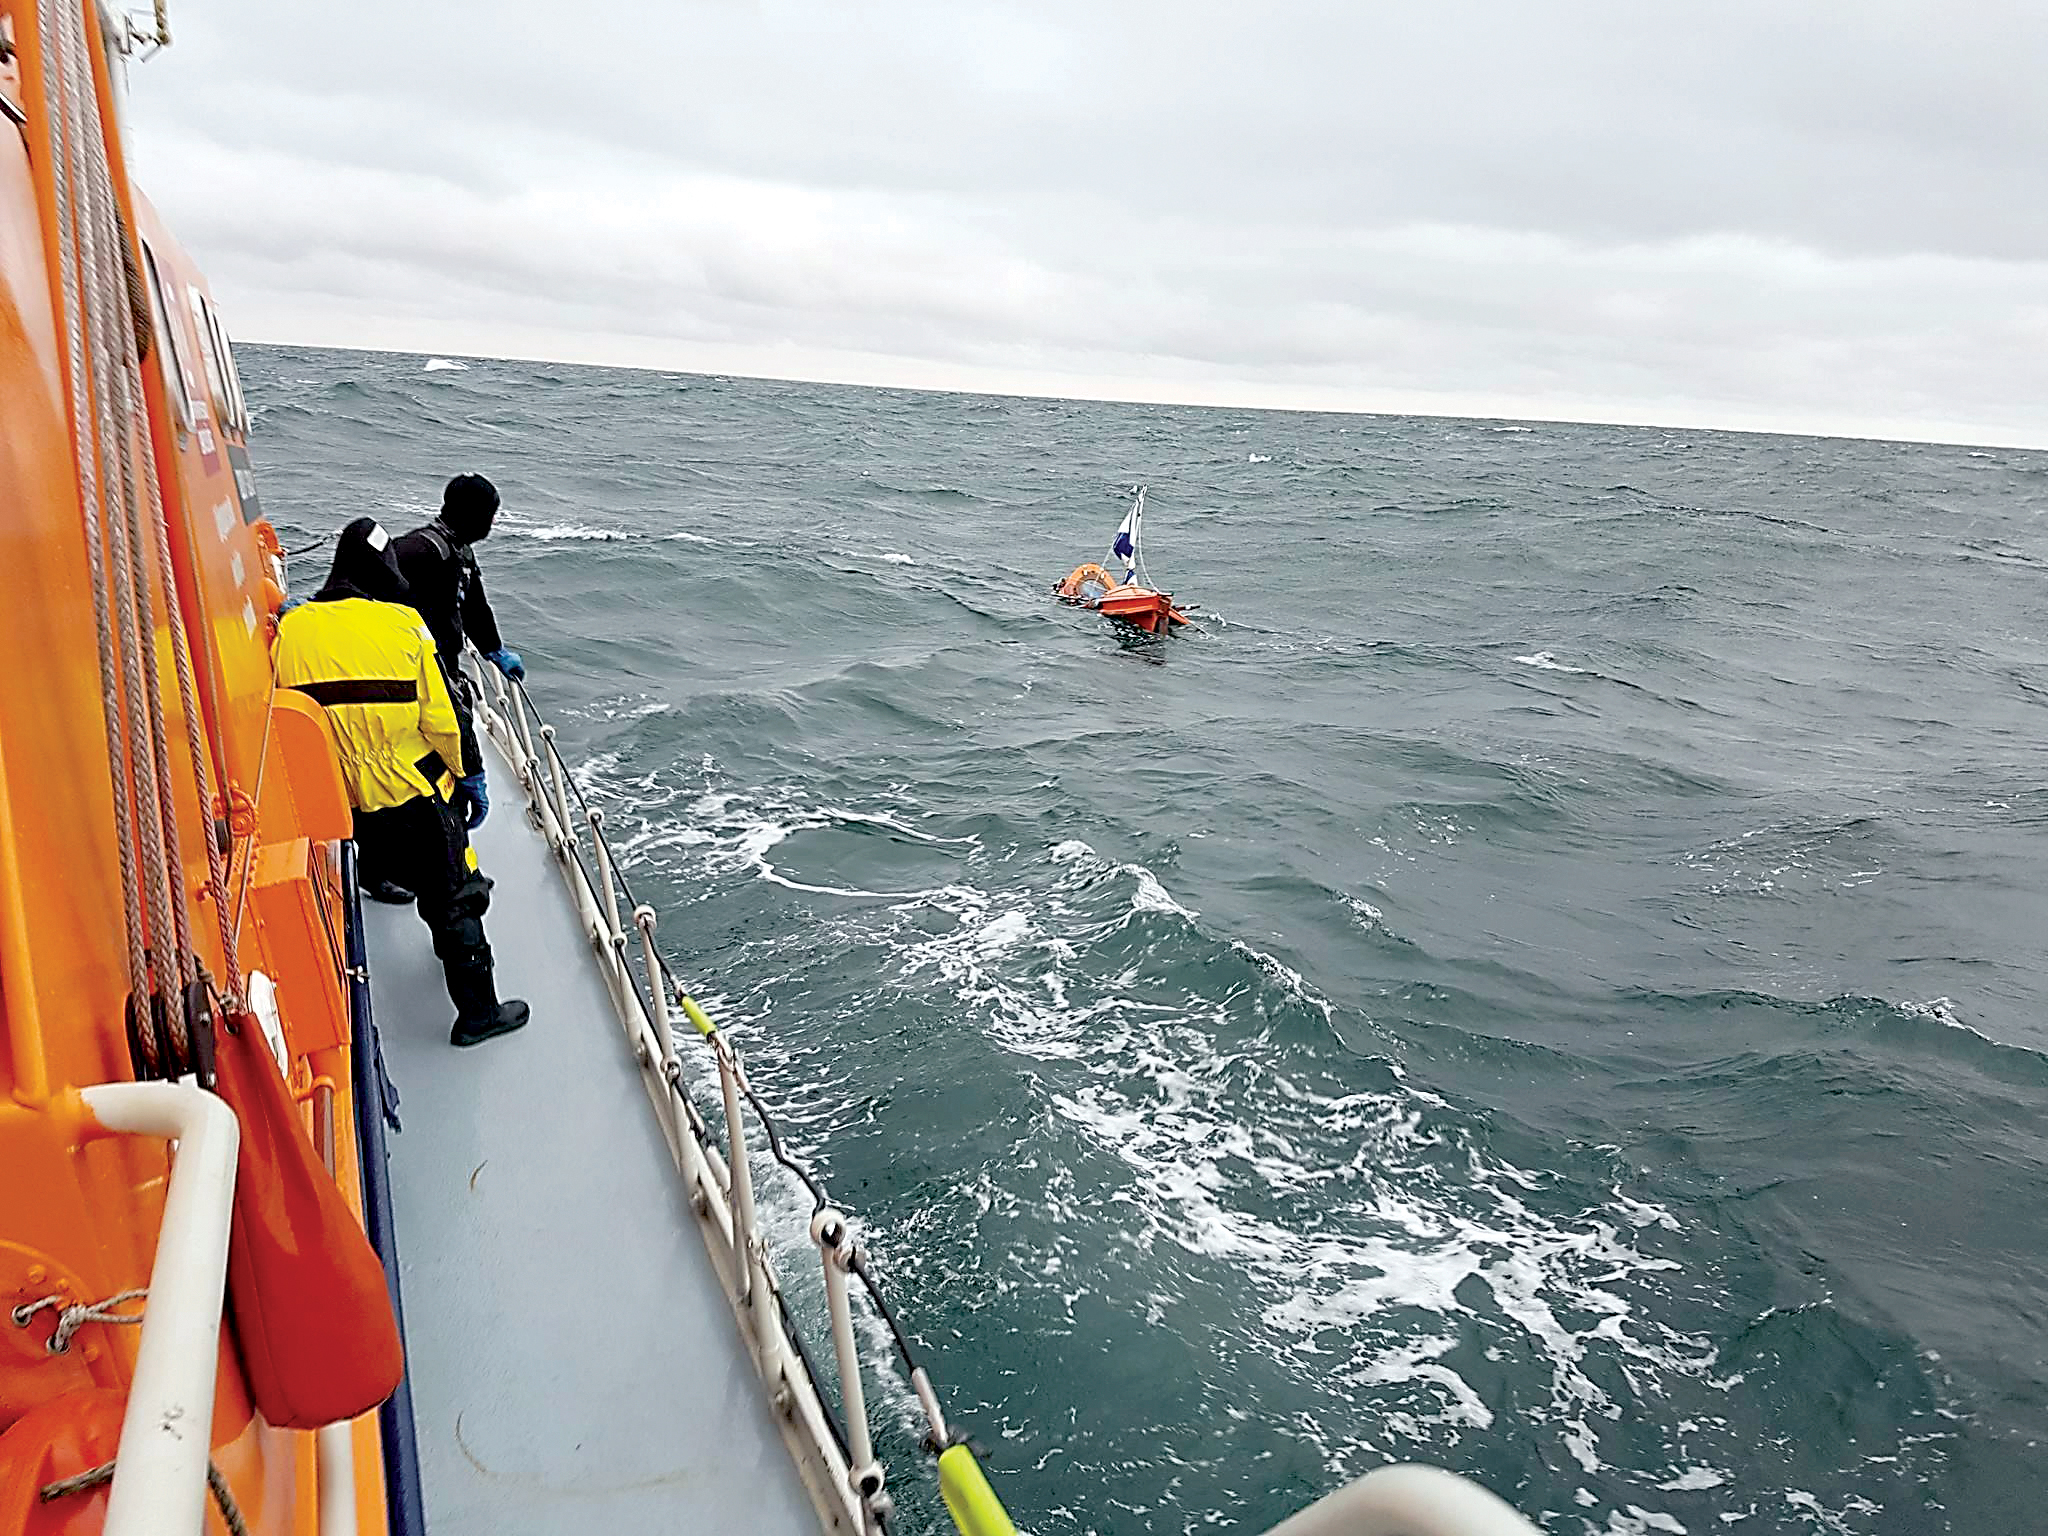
[244,344,2048,1535]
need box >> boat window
[203,298,251,436]
[185,283,235,435]
[140,241,194,430]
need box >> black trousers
[444,658,484,780]
[354,792,500,1024]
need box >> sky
[127,0,2048,447]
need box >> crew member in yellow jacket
[274,517,530,1047]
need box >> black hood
[440,473,500,545]
[314,517,410,604]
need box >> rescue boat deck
[363,733,820,1535]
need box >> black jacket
[392,517,501,776]
[391,518,503,667]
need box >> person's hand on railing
[484,648,525,682]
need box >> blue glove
[485,648,525,682]
[454,773,489,829]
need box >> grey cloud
[128,0,2048,444]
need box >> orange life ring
[1057,563,1119,601]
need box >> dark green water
[247,345,2048,1534]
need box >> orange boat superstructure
[1,5,398,1532]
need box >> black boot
[452,999,530,1048]
[363,877,416,905]
[446,956,528,1047]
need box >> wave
[422,357,469,372]
[1512,650,1590,674]
[513,524,633,541]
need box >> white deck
[363,734,821,1535]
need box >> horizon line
[236,331,2048,457]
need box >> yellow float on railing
[938,1443,1018,1536]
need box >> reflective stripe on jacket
[273,597,465,812]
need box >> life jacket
[273,598,463,812]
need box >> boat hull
[1094,585,1190,633]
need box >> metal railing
[474,660,1552,1536]
[474,661,1013,1536]
[74,1080,241,1536]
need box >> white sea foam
[1898,994,2002,1046]
[570,763,1746,1508]
[1659,1468,1729,1491]
[421,357,468,372]
[517,523,631,541]
[1248,452,1272,463]
[881,551,917,565]
[1606,1508,1688,1534]
[1514,650,1590,674]
[1491,424,1534,433]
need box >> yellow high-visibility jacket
[273,597,464,813]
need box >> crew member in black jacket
[385,474,526,898]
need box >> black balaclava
[439,473,500,546]
[314,517,410,604]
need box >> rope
[39,0,224,1051]
[66,0,196,1020]
[229,688,277,943]
[37,1456,252,1536]
[11,1286,147,1354]
[94,90,242,1005]
[38,0,150,1051]
[37,1459,112,1500]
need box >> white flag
[1108,490,1144,584]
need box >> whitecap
[881,552,917,565]
[1248,453,1272,464]
[421,357,468,372]
[1513,650,1590,674]
[1657,1467,1728,1491]
[517,524,632,541]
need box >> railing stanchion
[813,1208,890,1534]
[539,725,575,856]
[717,1040,763,1327]
[634,907,684,1137]
[512,687,539,789]
[590,809,626,958]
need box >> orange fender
[216,1008,403,1429]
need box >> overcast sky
[129,1,2048,446]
